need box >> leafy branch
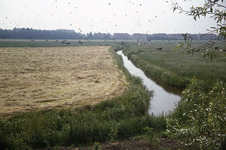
[167,79,226,149]
[173,0,226,60]
[172,0,226,39]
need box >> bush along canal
[117,50,181,116]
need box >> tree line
[0,28,218,40]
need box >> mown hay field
[0,46,127,115]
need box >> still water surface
[117,51,181,115]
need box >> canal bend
[117,50,181,116]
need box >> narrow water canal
[117,51,181,116]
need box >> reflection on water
[117,51,181,115]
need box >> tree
[172,0,226,60]
[87,32,94,39]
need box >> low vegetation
[0,39,138,47]
[0,43,168,149]
[122,40,226,149]
[0,78,151,149]
[167,78,226,149]
[123,40,226,88]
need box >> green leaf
[194,16,197,21]
[175,44,181,50]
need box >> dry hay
[0,46,127,115]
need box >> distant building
[113,33,131,39]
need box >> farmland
[0,41,160,149]
[0,39,225,149]
[123,40,226,88]
[0,39,138,47]
[0,46,128,115]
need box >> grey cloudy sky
[0,0,223,34]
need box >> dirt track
[0,46,127,115]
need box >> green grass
[0,39,138,47]
[123,40,226,88]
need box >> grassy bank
[121,40,226,149]
[123,40,226,88]
[0,46,168,149]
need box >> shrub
[167,79,226,149]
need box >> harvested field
[0,46,127,115]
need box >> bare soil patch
[49,138,184,150]
[0,46,127,115]
[85,138,184,150]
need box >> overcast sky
[0,0,224,34]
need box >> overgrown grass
[0,45,167,149]
[123,40,226,88]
